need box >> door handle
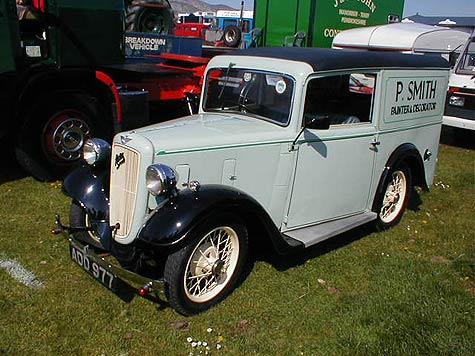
[370,138,380,146]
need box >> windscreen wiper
[218,62,235,109]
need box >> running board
[283,212,377,248]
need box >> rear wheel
[164,214,248,315]
[126,0,173,34]
[223,25,242,47]
[69,200,105,250]
[15,92,108,181]
[374,165,412,230]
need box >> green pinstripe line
[301,132,375,143]
[156,139,292,155]
[378,120,441,135]
[156,121,440,156]
[156,133,371,156]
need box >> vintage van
[55,47,449,315]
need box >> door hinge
[283,215,289,225]
[288,142,299,152]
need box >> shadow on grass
[109,277,169,311]
[255,189,423,272]
[255,223,375,272]
[0,138,27,184]
[440,126,475,150]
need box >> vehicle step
[284,212,377,248]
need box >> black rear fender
[375,143,427,201]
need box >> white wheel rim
[184,226,240,303]
[380,170,407,224]
[85,214,101,244]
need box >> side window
[303,73,376,127]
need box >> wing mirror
[291,115,330,150]
[305,115,330,130]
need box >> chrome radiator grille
[109,143,141,239]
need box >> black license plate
[70,244,116,291]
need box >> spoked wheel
[164,215,248,315]
[374,165,412,230]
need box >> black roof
[231,47,449,71]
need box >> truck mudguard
[138,185,293,253]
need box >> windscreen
[203,67,295,126]
[456,37,475,75]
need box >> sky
[203,0,475,17]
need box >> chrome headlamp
[146,164,177,196]
[83,138,111,166]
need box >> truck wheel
[70,200,105,251]
[126,0,173,34]
[164,215,248,315]
[374,165,412,230]
[15,93,108,181]
[223,25,242,47]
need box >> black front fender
[62,164,112,247]
[138,184,283,250]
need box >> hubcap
[184,226,240,303]
[43,112,91,163]
[380,170,407,224]
[140,11,166,33]
[225,30,237,42]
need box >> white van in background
[333,23,474,132]
[444,35,475,131]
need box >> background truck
[175,8,255,48]
[444,33,475,131]
[254,0,404,48]
[0,0,206,181]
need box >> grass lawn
[0,130,474,356]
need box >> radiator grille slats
[109,144,140,239]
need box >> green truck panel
[48,0,125,66]
[255,0,404,48]
[0,0,20,72]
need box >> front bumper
[443,115,475,130]
[63,230,165,299]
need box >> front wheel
[374,165,412,230]
[164,215,248,315]
[69,200,105,251]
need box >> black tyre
[69,200,105,250]
[223,25,242,47]
[15,92,108,181]
[164,214,249,315]
[374,165,412,230]
[126,0,173,34]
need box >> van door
[0,0,20,72]
[286,72,378,229]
